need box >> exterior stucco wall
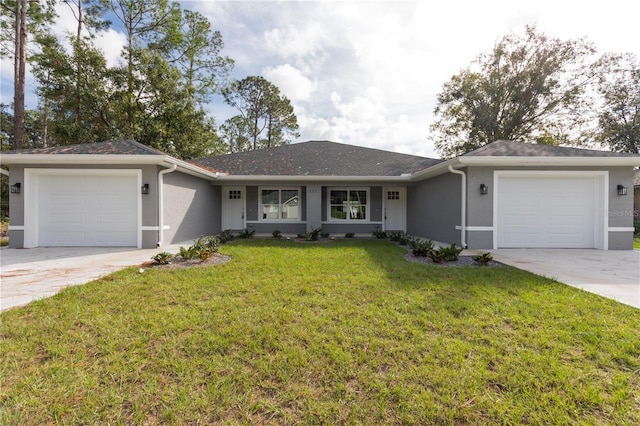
[7,163,158,249]
[407,173,462,245]
[162,171,219,245]
[465,165,637,250]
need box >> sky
[2,0,639,158]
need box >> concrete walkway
[1,245,182,311]
[491,249,640,309]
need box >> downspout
[157,164,177,247]
[448,164,467,248]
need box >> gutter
[157,164,177,247]
[448,164,467,248]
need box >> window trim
[327,187,370,222]
[258,186,302,222]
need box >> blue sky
[2,0,639,158]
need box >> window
[261,188,299,220]
[329,189,368,221]
[229,190,242,200]
[387,191,400,200]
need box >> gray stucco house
[1,139,638,250]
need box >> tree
[0,0,55,149]
[31,32,114,146]
[429,25,597,158]
[219,116,251,153]
[222,76,299,150]
[171,9,233,103]
[594,53,640,154]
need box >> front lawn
[634,236,640,249]
[1,240,639,424]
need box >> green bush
[305,227,322,241]
[634,220,640,236]
[151,252,173,265]
[238,228,255,239]
[272,229,282,238]
[472,252,493,266]
[218,230,236,243]
[372,229,387,239]
[437,243,463,262]
[410,238,434,257]
[345,232,355,238]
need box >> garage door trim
[24,168,143,248]
[493,170,608,250]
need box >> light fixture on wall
[141,183,149,195]
[480,183,488,195]
[617,185,627,196]
[10,182,21,194]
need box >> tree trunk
[13,0,27,150]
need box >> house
[635,169,640,220]
[1,139,638,250]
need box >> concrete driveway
[1,246,639,312]
[491,249,640,309]
[1,245,182,311]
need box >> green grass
[633,237,640,249]
[2,240,639,424]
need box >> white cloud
[262,64,316,102]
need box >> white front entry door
[222,187,245,230]
[384,187,406,231]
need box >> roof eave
[459,156,640,167]
[0,153,225,180]
[214,175,412,182]
[0,154,165,165]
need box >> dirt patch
[142,253,232,270]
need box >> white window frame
[327,187,370,222]
[258,186,302,222]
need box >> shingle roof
[464,140,639,157]
[4,140,165,156]
[192,141,443,176]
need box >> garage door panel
[37,173,138,247]
[497,175,597,249]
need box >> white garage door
[497,175,597,248]
[37,173,138,246]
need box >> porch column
[306,185,322,232]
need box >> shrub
[238,228,255,239]
[410,238,434,257]
[321,232,330,238]
[387,231,403,242]
[305,227,322,241]
[438,243,463,262]
[218,230,236,244]
[472,252,494,266]
[430,250,443,263]
[372,229,387,239]
[151,252,173,265]
[272,229,282,238]
[634,220,640,236]
[397,233,412,246]
[345,232,355,238]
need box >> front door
[222,187,245,230]
[384,187,406,232]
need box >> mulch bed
[142,253,232,270]
[403,251,504,268]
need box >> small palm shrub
[238,228,255,239]
[305,227,322,241]
[436,243,463,262]
[472,252,494,266]
[272,229,282,238]
[151,252,173,265]
[218,230,235,243]
[372,230,387,239]
[410,238,434,257]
